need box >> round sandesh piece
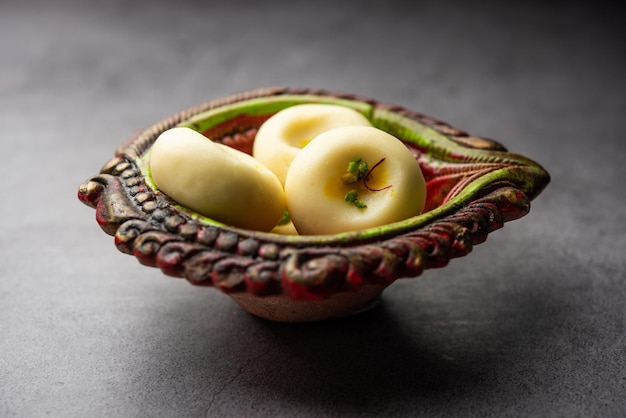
[285,126,427,235]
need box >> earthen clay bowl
[78,87,550,322]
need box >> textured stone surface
[1,0,624,416]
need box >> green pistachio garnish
[344,189,367,209]
[278,210,291,225]
[341,157,369,185]
[341,156,393,209]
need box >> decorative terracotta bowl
[78,87,550,322]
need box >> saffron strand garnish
[363,157,392,192]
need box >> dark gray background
[1,0,624,416]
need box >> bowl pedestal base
[228,285,386,322]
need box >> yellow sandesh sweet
[284,126,426,235]
[149,127,286,232]
[252,104,372,186]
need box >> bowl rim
[78,87,550,300]
[132,87,548,244]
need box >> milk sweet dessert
[284,126,426,235]
[252,104,372,186]
[149,110,426,235]
[149,127,286,231]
